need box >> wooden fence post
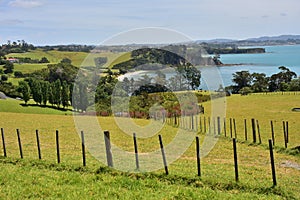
[104,130,113,167]
[36,130,41,160]
[285,121,289,143]
[268,139,277,186]
[270,120,275,146]
[244,119,248,141]
[204,117,206,133]
[56,130,60,163]
[230,118,233,138]
[233,118,237,139]
[159,135,168,175]
[256,120,262,144]
[282,121,287,148]
[217,117,221,135]
[16,129,23,159]
[81,131,86,167]
[251,118,256,143]
[224,118,227,137]
[233,138,239,182]
[196,136,201,176]
[133,133,139,170]
[1,128,7,157]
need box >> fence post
[133,133,139,170]
[1,128,7,157]
[217,117,221,136]
[256,120,262,144]
[36,130,41,160]
[268,139,277,186]
[233,118,237,139]
[16,129,23,159]
[233,138,239,182]
[271,120,275,146]
[244,119,248,141]
[204,117,206,133]
[81,131,86,167]
[56,130,60,163]
[104,130,113,167]
[230,118,233,138]
[285,121,289,143]
[251,118,256,143]
[213,117,216,135]
[159,135,168,175]
[224,118,227,137]
[282,121,287,148]
[196,136,201,176]
[200,116,203,133]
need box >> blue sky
[0,0,299,45]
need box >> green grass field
[0,93,299,199]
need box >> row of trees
[230,66,299,94]
[18,78,89,112]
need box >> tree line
[228,66,299,95]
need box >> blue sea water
[216,45,300,87]
[121,45,300,90]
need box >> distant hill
[246,35,300,42]
[196,35,300,46]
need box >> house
[7,58,19,63]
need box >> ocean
[216,45,300,87]
[119,45,300,90]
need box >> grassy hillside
[0,94,299,199]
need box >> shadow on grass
[20,103,74,112]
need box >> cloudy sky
[0,0,299,45]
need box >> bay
[120,45,300,90]
[218,45,300,87]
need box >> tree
[269,66,297,91]
[53,79,61,108]
[39,57,49,63]
[18,81,31,104]
[48,82,55,106]
[3,61,14,74]
[232,71,252,92]
[60,58,72,64]
[79,83,88,112]
[41,81,49,106]
[31,80,42,104]
[61,81,70,108]
[251,73,268,92]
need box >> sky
[0,0,300,45]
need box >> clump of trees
[228,66,299,95]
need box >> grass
[0,99,72,115]
[0,93,299,199]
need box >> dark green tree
[232,71,252,93]
[53,79,61,108]
[61,81,70,108]
[41,81,50,106]
[79,83,88,112]
[3,61,14,74]
[251,72,269,92]
[31,80,42,104]
[18,81,31,104]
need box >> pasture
[0,93,300,199]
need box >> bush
[239,87,253,95]
[1,74,8,81]
[14,71,24,78]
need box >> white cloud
[9,0,43,8]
